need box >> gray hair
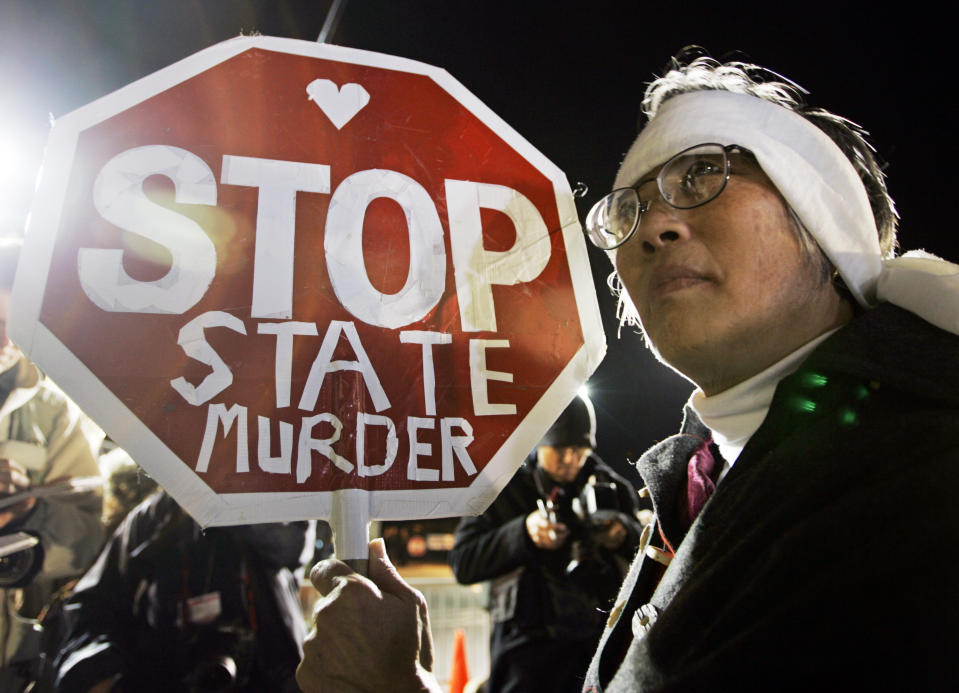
[641,53,898,257]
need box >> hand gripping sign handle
[331,488,371,576]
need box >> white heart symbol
[306,79,370,129]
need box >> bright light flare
[0,132,27,190]
[0,118,45,236]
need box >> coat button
[632,603,659,637]
[645,545,672,566]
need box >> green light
[855,385,870,400]
[800,372,828,388]
[840,408,859,426]
[791,397,817,413]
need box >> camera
[0,531,42,588]
[181,624,256,692]
[565,476,627,586]
[571,475,623,527]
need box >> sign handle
[317,0,346,43]
[331,488,370,576]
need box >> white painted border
[9,35,605,528]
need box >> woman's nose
[632,200,693,254]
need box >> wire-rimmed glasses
[584,143,744,250]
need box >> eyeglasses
[584,143,746,250]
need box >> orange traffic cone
[449,627,470,693]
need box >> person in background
[97,442,158,538]
[294,51,959,691]
[0,237,104,691]
[449,393,644,693]
[43,484,312,693]
[29,443,159,689]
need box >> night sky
[2,0,954,488]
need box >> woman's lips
[648,264,712,298]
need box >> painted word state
[78,145,552,331]
[171,317,517,417]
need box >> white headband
[614,90,959,335]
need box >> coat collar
[634,303,959,612]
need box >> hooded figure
[449,394,644,693]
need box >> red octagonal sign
[11,36,604,545]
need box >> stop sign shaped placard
[11,36,604,544]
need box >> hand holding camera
[0,457,36,529]
[591,518,628,550]
[526,499,569,550]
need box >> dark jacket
[42,491,308,693]
[451,453,642,691]
[585,304,959,692]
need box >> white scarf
[689,329,836,478]
[614,90,959,335]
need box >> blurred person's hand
[0,458,35,528]
[593,518,627,550]
[296,539,441,693]
[86,674,121,692]
[525,510,568,550]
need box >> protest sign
[10,36,605,558]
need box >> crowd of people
[3,46,958,693]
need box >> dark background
[2,0,954,487]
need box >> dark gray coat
[585,304,959,692]
[43,491,308,692]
